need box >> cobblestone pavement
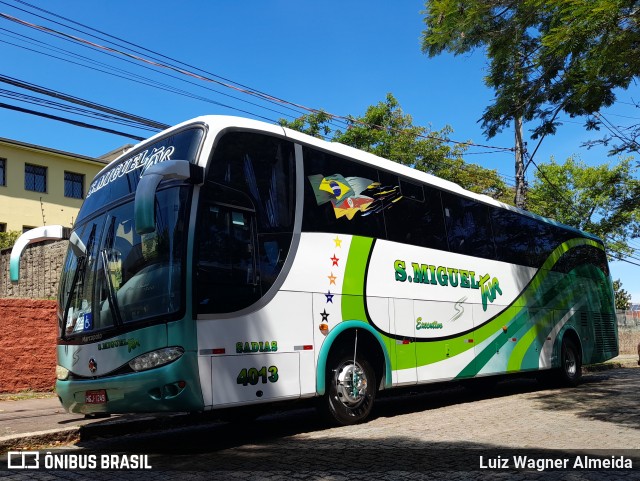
[2,367,639,480]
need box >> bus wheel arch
[556,328,583,387]
[316,322,389,425]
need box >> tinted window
[79,127,204,222]
[441,192,495,259]
[198,132,296,314]
[209,132,296,233]
[492,208,575,267]
[302,147,389,239]
[196,189,260,314]
[381,171,448,250]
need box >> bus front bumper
[56,352,204,414]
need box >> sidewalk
[1,355,637,453]
[0,395,203,453]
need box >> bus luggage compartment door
[210,352,300,406]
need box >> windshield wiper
[62,224,96,340]
[101,248,124,326]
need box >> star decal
[333,236,342,248]
[328,272,337,285]
[320,309,329,322]
[325,290,334,303]
[330,254,339,267]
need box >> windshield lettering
[87,145,175,199]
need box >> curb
[0,411,220,454]
[584,356,638,373]
[0,427,80,453]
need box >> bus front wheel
[319,353,376,425]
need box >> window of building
[0,158,6,186]
[22,226,36,233]
[25,164,47,193]
[64,171,84,199]
[0,223,6,233]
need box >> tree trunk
[514,116,526,209]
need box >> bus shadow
[73,367,637,457]
[531,367,640,431]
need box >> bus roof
[101,115,602,243]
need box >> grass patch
[0,390,56,401]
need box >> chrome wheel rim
[565,348,576,376]
[334,361,368,408]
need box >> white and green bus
[11,116,618,425]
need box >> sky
[1,0,639,301]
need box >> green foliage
[280,94,510,201]
[0,230,20,251]
[421,0,640,153]
[613,279,632,310]
[526,156,640,258]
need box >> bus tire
[558,337,582,387]
[319,352,376,426]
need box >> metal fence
[616,309,640,329]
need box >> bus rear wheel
[320,353,376,425]
[558,337,582,387]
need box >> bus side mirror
[10,225,70,282]
[134,160,203,235]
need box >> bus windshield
[57,126,203,340]
[58,186,190,339]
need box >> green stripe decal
[329,234,613,381]
[454,238,607,378]
[341,236,374,322]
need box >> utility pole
[514,116,526,209]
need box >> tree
[613,279,632,310]
[280,94,511,200]
[0,231,20,251]
[526,155,640,258]
[421,1,640,202]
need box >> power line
[593,112,640,153]
[0,8,514,153]
[0,101,145,140]
[0,73,168,130]
[0,25,293,124]
[0,34,282,124]
[0,89,159,131]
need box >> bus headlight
[56,365,70,381]
[129,347,184,372]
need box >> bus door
[195,183,302,406]
[196,183,260,313]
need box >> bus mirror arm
[69,231,87,258]
[134,160,204,235]
[10,225,70,282]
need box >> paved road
[2,367,639,480]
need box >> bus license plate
[85,390,107,404]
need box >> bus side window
[196,199,259,314]
[382,171,448,250]
[441,192,496,260]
